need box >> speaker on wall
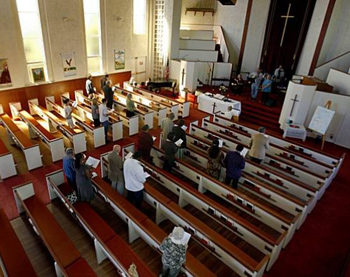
[218,0,237,5]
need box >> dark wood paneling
[0,71,131,115]
[308,0,337,76]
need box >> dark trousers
[107,101,113,109]
[67,176,77,191]
[262,92,270,104]
[93,118,100,127]
[225,176,239,189]
[101,120,109,139]
[250,156,263,164]
[126,110,135,117]
[126,189,143,209]
[163,160,174,173]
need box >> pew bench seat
[0,208,36,277]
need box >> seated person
[139,82,147,89]
[231,74,245,95]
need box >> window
[153,0,165,78]
[16,0,47,82]
[83,0,102,74]
[134,0,146,34]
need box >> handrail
[316,50,350,69]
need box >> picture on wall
[61,52,77,77]
[114,49,125,70]
[0,58,12,87]
[31,67,45,83]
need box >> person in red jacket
[137,124,154,163]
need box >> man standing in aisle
[86,74,95,98]
[249,127,269,164]
[99,98,112,142]
[103,80,114,109]
[124,151,147,209]
[161,112,175,145]
[108,145,124,195]
[224,144,245,189]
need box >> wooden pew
[90,156,216,276]
[0,136,17,179]
[201,118,330,195]
[189,122,319,210]
[61,94,124,140]
[101,148,284,271]
[45,97,106,148]
[123,82,190,118]
[112,87,168,126]
[46,170,156,276]
[28,99,87,154]
[19,110,65,162]
[13,183,96,276]
[0,208,36,276]
[0,113,43,170]
[150,144,300,247]
[213,114,345,179]
[120,85,180,120]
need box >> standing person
[249,127,269,164]
[75,153,94,202]
[63,98,75,129]
[138,124,154,163]
[159,226,187,277]
[86,74,95,99]
[63,148,76,190]
[126,93,136,117]
[162,132,178,173]
[91,98,100,127]
[124,151,146,209]
[172,119,186,159]
[224,144,246,189]
[261,74,273,104]
[274,65,285,86]
[231,74,245,95]
[99,98,112,142]
[249,68,263,101]
[161,113,175,145]
[108,145,124,195]
[206,139,225,179]
[103,80,114,109]
[100,74,109,90]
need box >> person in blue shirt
[63,148,76,190]
[224,144,246,189]
[262,74,273,105]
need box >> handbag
[67,190,78,205]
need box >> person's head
[75,153,85,169]
[237,74,242,79]
[113,144,121,154]
[105,74,109,78]
[63,98,69,105]
[92,98,98,106]
[132,151,142,160]
[258,126,266,133]
[106,80,112,87]
[279,65,283,69]
[142,124,150,132]
[140,82,145,86]
[178,119,184,127]
[170,226,185,245]
[236,144,244,152]
[102,98,107,105]
[66,148,74,157]
[127,93,132,99]
[209,139,220,159]
[167,132,175,141]
[168,113,175,120]
[87,74,92,80]
[266,74,271,80]
[228,106,233,112]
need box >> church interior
[0,0,350,276]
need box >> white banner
[61,52,77,77]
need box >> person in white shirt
[124,151,146,209]
[99,98,112,142]
[63,98,75,128]
[86,74,95,99]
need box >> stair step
[242,106,280,121]
[240,112,279,125]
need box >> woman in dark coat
[75,153,94,202]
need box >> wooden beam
[308,0,337,76]
[236,0,253,74]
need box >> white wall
[240,0,270,73]
[326,69,350,96]
[0,0,150,90]
[214,1,248,66]
[295,0,330,75]
[180,0,215,25]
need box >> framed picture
[31,67,45,82]
[114,49,125,70]
[0,58,12,87]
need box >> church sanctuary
[1,0,350,276]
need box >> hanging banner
[61,52,77,77]
[114,49,125,70]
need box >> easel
[321,100,332,150]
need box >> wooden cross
[212,102,217,114]
[280,3,295,47]
[181,68,186,86]
[289,94,299,116]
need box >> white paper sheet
[218,139,224,148]
[86,156,100,168]
[175,139,183,147]
[152,136,157,141]
[181,125,187,131]
[92,172,98,178]
[241,148,249,157]
[72,101,78,108]
[144,172,151,179]
[125,152,133,160]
